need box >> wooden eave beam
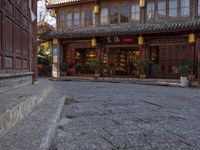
[46,0,98,9]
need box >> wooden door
[159,44,192,79]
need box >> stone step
[0,88,66,150]
[0,79,53,137]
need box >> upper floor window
[87,10,95,26]
[158,0,166,18]
[146,1,155,20]
[101,8,109,25]
[198,0,200,16]
[110,7,119,24]
[120,5,129,23]
[81,11,86,26]
[74,12,80,27]
[66,13,72,29]
[131,3,140,21]
[169,0,178,17]
[180,0,190,17]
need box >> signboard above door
[103,36,138,45]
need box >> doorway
[75,48,96,75]
[103,48,139,77]
[150,47,159,78]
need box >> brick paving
[51,81,200,150]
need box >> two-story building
[42,0,200,79]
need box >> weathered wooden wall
[0,0,37,75]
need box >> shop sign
[53,48,58,56]
[105,36,138,45]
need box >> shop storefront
[59,33,199,79]
[101,35,140,77]
[102,47,139,77]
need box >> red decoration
[122,38,133,42]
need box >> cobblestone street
[51,81,200,150]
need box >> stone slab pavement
[51,81,200,150]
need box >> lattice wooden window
[101,8,109,25]
[131,3,140,21]
[158,0,166,18]
[169,0,178,17]
[180,0,190,17]
[146,1,155,20]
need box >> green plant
[65,97,77,105]
[59,63,68,72]
[137,59,150,74]
[37,55,51,65]
[184,59,194,74]
[88,59,102,73]
[172,65,190,77]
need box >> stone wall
[0,73,33,93]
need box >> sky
[37,0,56,26]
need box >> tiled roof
[40,19,200,40]
[47,0,81,6]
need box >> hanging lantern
[140,0,145,7]
[50,9,57,17]
[189,33,195,44]
[138,35,144,45]
[91,38,97,47]
[94,5,99,14]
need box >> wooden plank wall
[197,39,200,80]
[0,0,36,73]
[0,1,2,70]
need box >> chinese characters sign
[105,36,138,45]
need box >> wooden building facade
[43,0,200,79]
[0,0,37,92]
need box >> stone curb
[50,78,182,88]
[40,95,66,150]
[0,85,53,137]
[0,72,33,79]
[0,89,67,150]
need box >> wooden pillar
[139,46,143,59]
[145,44,151,78]
[32,0,38,82]
[52,39,61,78]
[197,39,200,80]
[95,44,101,60]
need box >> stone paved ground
[51,81,200,150]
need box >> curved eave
[40,19,200,40]
[46,0,97,9]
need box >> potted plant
[190,80,199,87]
[172,65,190,87]
[184,59,195,81]
[59,63,68,76]
[137,59,149,79]
[88,59,102,79]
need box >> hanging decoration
[189,33,195,44]
[140,0,145,7]
[91,38,97,47]
[138,35,144,45]
[50,9,57,17]
[94,5,99,14]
